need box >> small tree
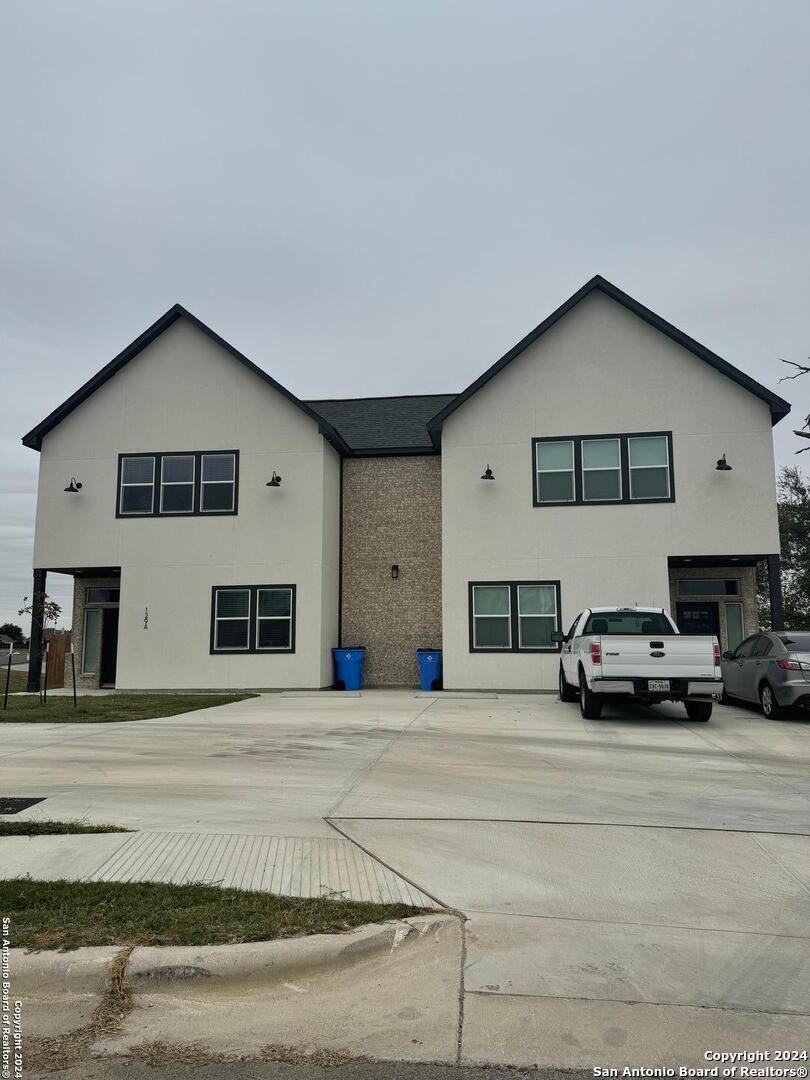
[0,623,24,643]
[17,593,63,701]
[18,593,63,631]
[757,466,810,628]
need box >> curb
[10,915,457,993]
[9,945,121,997]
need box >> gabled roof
[426,275,791,446]
[306,394,455,454]
[21,304,351,455]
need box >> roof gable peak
[426,275,790,444]
[21,304,349,454]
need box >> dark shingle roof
[306,394,456,453]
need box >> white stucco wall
[440,291,781,690]
[33,318,341,689]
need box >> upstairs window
[628,436,670,500]
[120,456,155,514]
[160,455,195,514]
[582,438,621,501]
[533,433,673,506]
[210,585,296,654]
[535,440,575,504]
[469,581,561,653]
[118,451,239,517]
[201,453,237,513]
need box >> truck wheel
[579,671,602,719]
[559,664,577,702]
[760,682,786,721]
[685,701,712,722]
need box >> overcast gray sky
[2,0,809,634]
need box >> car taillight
[590,642,602,665]
[777,657,802,671]
[713,643,721,668]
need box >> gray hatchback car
[721,631,810,719]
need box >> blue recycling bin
[332,647,366,690]
[416,648,442,691]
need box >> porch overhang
[668,554,767,568]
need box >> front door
[100,608,119,686]
[676,601,720,637]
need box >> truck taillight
[590,642,602,665]
[713,643,721,668]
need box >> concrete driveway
[3,690,810,1065]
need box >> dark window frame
[677,578,739,597]
[116,450,239,518]
[85,587,120,605]
[210,584,296,655]
[468,580,562,654]
[531,432,675,507]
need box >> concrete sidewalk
[2,830,434,905]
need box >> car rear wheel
[685,700,712,722]
[579,671,602,719]
[760,682,786,720]
[559,664,577,702]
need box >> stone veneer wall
[71,575,121,688]
[668,564,759,651]
[341,456,442,687]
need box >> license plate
[648,679,670,691]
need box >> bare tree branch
[779,358,810,382]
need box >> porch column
[26,568,47,693]
[767,554,784,631]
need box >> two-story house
[23,276,790,693]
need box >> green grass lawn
[3,669,27,693]
[0,820,130,836]
[1,878,431,950]
[0,675,255,722]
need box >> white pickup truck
[555,607,723,721]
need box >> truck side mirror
[551,630,564,644]
[722,650,733,660]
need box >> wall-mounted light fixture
[480,465,495,481]
[64,477,83,493]
[715,454,733,472]
[391,564,399,580]
[266,471,282,487]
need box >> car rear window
[779,633,810,651]
[582,611,673,636]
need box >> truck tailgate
[599,635,717,680]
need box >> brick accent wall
[341,456,442,686]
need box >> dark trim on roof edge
[426,275,791,447]
[343,446,441,458]
[21,304,351,455]
[307,393,455,404]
